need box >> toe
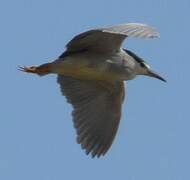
[18,65,37,73]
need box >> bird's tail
[18,62,53,76]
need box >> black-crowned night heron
[19,23,166,158]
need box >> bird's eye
[140,62,146,68]
[140,62,150,69]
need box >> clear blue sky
[0,0,187,179]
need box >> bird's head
[124,49,166,82]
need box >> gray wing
[57,75,125,158]
[66,23,159,53]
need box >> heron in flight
[19,23,166,158]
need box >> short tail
[18,63,52,76]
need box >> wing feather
[65,23,159,53]
[57,75,125,157]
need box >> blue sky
[0,0,188,179]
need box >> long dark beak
[147,69,167,82]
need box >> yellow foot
[18,66,39,74]
[18,63,52,76]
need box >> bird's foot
[18,66,39,74]
[18,63,52,76]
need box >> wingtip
[149,32,160,38]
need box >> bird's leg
[18,63,52,76]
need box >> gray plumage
[55,23,162,158]
[20,23,165,158]
[66,23,159,53]
[57,76,124,157]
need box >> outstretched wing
[57,75,125,158]
[66,23,159,53]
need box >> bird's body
[52,49,137,81]
[19,23,166,158]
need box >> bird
[19,23,166,158]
